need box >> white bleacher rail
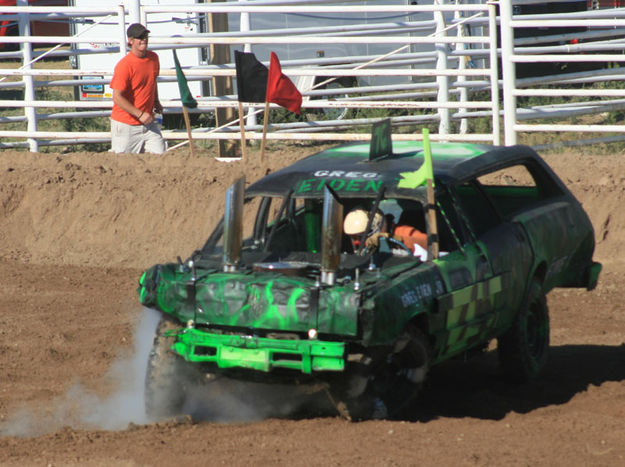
[0,1,500,151]
[499,1,625,150]
[3,1,624,152]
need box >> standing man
[110,23,166,154]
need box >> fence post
[454,6,468,135]
[434,5,450,138]
[239,0,258,130]
[17,0,38,152]
[127,0,140,24]
[499,0,517,146]
[118,4,127,62]
[488,2,500,146]
[209,0,236,157]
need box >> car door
[451,177,534,335]
[430,186,508,360]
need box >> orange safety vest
[392,225,427,251]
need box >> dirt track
[0,146,624,466]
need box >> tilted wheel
[145,317,198,419]
[498,279,550,382]
[375,325,430,418]
[334,325,430,421]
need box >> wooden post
[208,0,236,158]
[260,101,270,162]
[422,128,439,260]
[238,101,247,161]
[426,179,439,260]
[181,106,195,157]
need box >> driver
[344,208,384,253]
[344,208,427,255]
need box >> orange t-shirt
[110,50,159,125]
[393,224,427,251]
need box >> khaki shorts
[110,119,167,154]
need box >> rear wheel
[498,279,550,382]
[145,317,198,419]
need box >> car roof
[247,141,543,198]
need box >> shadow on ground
[409,343,625,422]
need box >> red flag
[266,52,302,114]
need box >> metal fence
[499,0,625,150]
[0,0,624,152]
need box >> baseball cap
[127,23,150,39]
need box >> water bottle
[154,112,163,130]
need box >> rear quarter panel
[512,196,595,291]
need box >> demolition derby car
[138,125,601,420]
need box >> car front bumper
[169,328,346,374]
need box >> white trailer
[69,0,205,102]
[68,0,432,104]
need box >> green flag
[398,128,434,189]
[172,50,198,109]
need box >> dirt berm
[0,145,623,466]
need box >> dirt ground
[0,144,623,466]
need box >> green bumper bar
[171,328,346,374]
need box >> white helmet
[344,209,383,236]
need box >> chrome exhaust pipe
[223,176,245,272]
[321,186,343,285]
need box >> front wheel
[334,326,430,421]
[145,317,198,419]
[376,326,430,418]
[498,279,550,382]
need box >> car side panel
[364,261,445,347]
[476,222,534,333]
[430,245,501,362]
[512,198,591,292]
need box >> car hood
[138,263,361,336]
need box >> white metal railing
[499,1,625,149]
[0,1,500,151]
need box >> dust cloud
[0,307,161,437]
[0,305,332,437]
[181,376,333,423]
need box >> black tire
[498,279,550,382]
[377,326,430,418]
[145,317,196,419]
[336,326,430,421]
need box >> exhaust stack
[321,186,343,285]
[223,176,245,272]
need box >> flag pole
[422,128,439,260]
[181,106,196,157]
[238,101,248,161]
[260,101,270,162]
[172,50,198,158]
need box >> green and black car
[138,129,601,420]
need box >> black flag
[234,50,268,103]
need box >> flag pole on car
[422,128,439,260]
[173,50,198,157]
[396,127,439,260]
